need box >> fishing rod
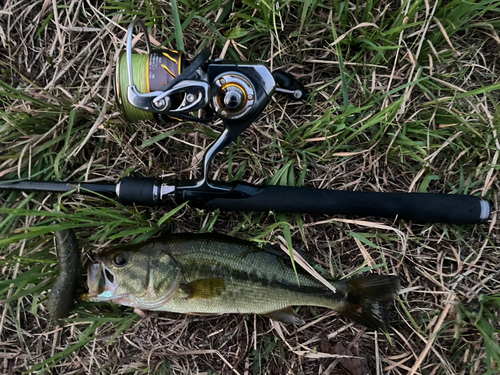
[0,19,491,225]
[0,176,490,224]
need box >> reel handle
[273,71,310,100]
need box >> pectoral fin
[263,306,305,325]
[183,278,226,299]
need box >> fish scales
[162,235,338,314]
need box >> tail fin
[337,275,400,331]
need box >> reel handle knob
[273,71,310,100]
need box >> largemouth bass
[83,233,400,330]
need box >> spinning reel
[115,19,309,189]
[116,19,308,123]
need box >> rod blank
[0,180,117,198]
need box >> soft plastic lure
[47,229,81,322]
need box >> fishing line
[116,52,154,122]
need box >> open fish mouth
[82,256,119,302]
[81,254,183,309]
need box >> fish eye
[113,252,128,267]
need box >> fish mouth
[81,255,119,302]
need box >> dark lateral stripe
[184,260,335,298]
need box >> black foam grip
[117,177,157,206]
[203,186,490,224]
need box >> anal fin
[263,306,305,325]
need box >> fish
[82,233,400,331]
[47,229,82,322]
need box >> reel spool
[115,49,186,123]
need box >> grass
[1,0,499,374]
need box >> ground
[0,0,499,374]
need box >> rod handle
[202,185,490,224]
